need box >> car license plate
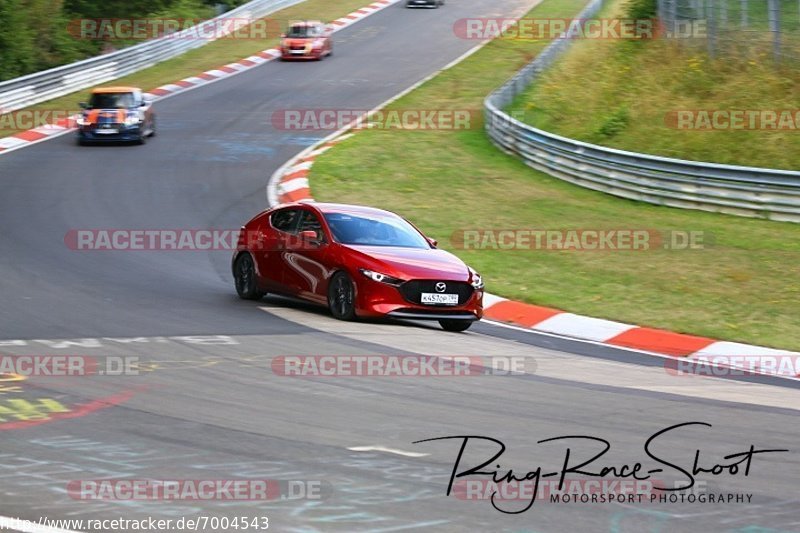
[421,293,459,305]
[96,129,118,134]
[291,49,305,54]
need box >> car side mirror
[79,102,88,109]
[299,230,323,246]
[426,237,438,248]
[140,101,147,107]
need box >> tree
[0,0,36,80]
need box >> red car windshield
[286,25,322,38]
[324,213,430,248]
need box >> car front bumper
[281,48,324,60]
[78,125,144,142]
[353,277,484,321]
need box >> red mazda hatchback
[232,203,484,331]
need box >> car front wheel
[439,319,472,332]
[234,253,265,300]
[328,272,356,320]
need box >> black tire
[234,253,265,300]
[439,319,472,332]
[136,131,147,145]
[77,137,86,146]
[328,271,356,320]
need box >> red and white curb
[270,143,800,380]
[266,68,800,384]
[0,0,401,156]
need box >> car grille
[399,280,473,306]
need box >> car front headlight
[359,268,404,287]
[76,115,89,126]
[124,114,142,126]
[469,267,484,290]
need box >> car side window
[271,209,301,233]
[297,210,326,242]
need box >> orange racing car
[77,86,156,145]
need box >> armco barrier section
[0,0,302,112]
[484,0,800,223]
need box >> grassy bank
[0,0,372,137]
[511,0,800,169]
[310,0,800,349]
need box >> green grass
[510,0,800,169]
[0,0,372,137]
[310,0,800,349]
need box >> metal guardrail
[0,0,303,112]
[484,0,800,223]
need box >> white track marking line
[347,446,429,457]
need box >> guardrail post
[768,0,781,61]
[706,0,716,58]
[740,0,748,29]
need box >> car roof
[289,20,323,27]
[91,86,139,94]
[278,202,400,218]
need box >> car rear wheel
[328,272,356,320]
[439,319,472,332]
[234,253,265,300]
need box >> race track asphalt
[0,1,797,531]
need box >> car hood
[345,245,470,280]
[84,108,131,123]
[283,38,314,46]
